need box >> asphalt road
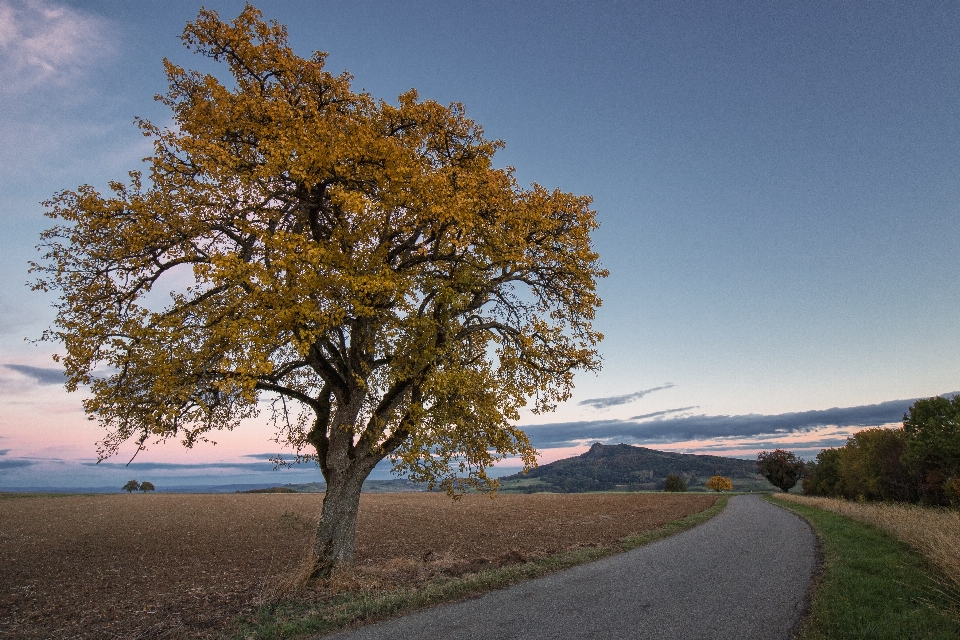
[325,494,817,640]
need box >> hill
[498,443,776,493]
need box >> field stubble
[0,491,716,639]
[774,494,960,590]
[776,493,960,625]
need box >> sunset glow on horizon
[3,1,959,489]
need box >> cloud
[0,458,37,470]
[0,449,9,455]
[0,456,333,489]
[681,437,853,452]
[578,383,676,409]
[522,397,922,448]
[630,406,699,420]
[0,0,112,93]
[81,461,289,471]
[3,364,65,385]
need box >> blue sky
[2,1,958,488]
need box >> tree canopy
[32,4,606,575]
[663,474,687,492]
[705,476,733,492]
[903,395,960,499]
[756,449,805,493]
[801,404,960,505]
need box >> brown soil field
[0,491,716,639]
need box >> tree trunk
[308,464,368,580]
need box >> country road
[324,494,818,640]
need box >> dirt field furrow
[0,491,715,638]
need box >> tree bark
[304,371,417,580]
[309,464,368,579]
[310,485,360,577]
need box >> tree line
[801,395,960,506]
[122,480,155,493]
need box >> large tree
[31,5,605,578]
[756,449,805,493]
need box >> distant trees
[705,476,733,492]
[663,474,687,492]
[803,395,960,506]
[801,448,843,497]
[757,449,805,493]
[903,395,960,505]
[122,480,155,492]
[551,477,617,493]
[803,428,917,502]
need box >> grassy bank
[231,495,729,639]
[776,494,960,593]
[767,495,960,639]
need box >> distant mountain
[498,443,776,493]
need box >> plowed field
[0,491,716,639]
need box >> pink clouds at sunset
[0,362,932,489]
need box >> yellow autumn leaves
[706,476,734,492]
[31,4,606,499]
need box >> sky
[2,0,959,489]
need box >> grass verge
[230,494,729,639]
[776,494,960,594]
[767,495,960,639]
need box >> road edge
[233,494,733,639]
[761,494,824,640]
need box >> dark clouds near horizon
[578,384,676,409]
[81,460,313,471]
[0,458,296,473]
[523,397,931,448]
[629,406,699,420]
[0,459,35,469]
[3,364,65,385]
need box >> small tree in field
[663,474,687,492]
[122,480,140,493]
[757,449,805,492]
[32,5,605,579]
[705,475,733,492]
[139,481,156,492]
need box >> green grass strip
[767,495,960,639]
[230,495,729,639]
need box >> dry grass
[0,491,715,639]
[775,494,960,590]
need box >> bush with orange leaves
[705,476,734,492]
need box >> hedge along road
[324,495,817,640]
